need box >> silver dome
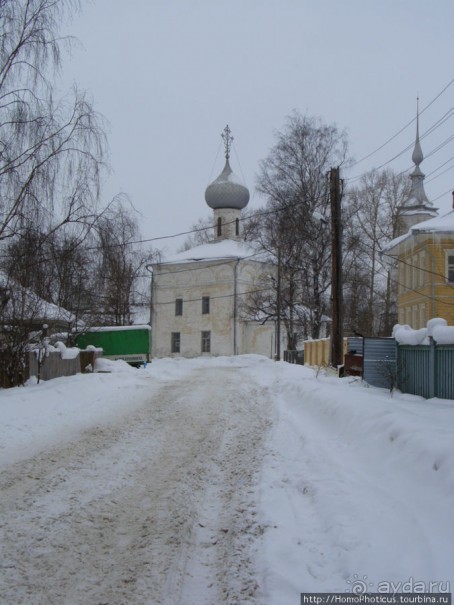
[205,159,250,210]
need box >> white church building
[150,127,277,358]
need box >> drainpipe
[429,251,435,319]
[145,263,154,328]
[233,258,241,355]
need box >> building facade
[151,127,277,358]
[383,109,454,328]
[384,210,454,328]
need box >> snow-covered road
[1,355,454,605]
[0,364,272,605]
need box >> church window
[175,298,183,316]
[171,332,180,353]
[446,251,454,283]
[235,218,239,236]
[217,217,222,237]
[202,296,210,314]
[201,330,211,353]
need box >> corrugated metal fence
[362,337,397,390]
[398,343,454,399]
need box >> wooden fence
[0,349,99,388]
[303,337,348,367]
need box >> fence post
[428,338,435,399]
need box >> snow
[393,318,454,345]
[83,324,151,332]
[383,210,454,253]
[411,210,454,234]
[162,238,266,264]
[0,270,75,324]
[427,317,448,337]
[52,341,80,359]
[1,355,453,603]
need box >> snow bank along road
[0,361,272,605]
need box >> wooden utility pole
[330,167,343,368]
[275,245,281,361]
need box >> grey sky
[63,0,454,255]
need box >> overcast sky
[62,0,454,255]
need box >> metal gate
[362,337,397,389]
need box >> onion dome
[205,158,250,210]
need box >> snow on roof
[0,270,75,323]
[85,325,151,333]
[160,239,269,265]
[382,210,454,254]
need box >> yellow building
[381,107,454,329]
[384,210,454,328]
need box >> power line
[348,76,454,169]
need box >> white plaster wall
[241,321,275,358]
[151,257,276,359]
[152,260,236,358]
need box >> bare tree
[247,112,348,346]
[94,197,156,326]
[345,168,409,335]
[177,215,212,252]
[0,0,108,382]
[0,0,107,244]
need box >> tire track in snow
[0,366,272,605]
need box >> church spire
[411,98,424,167]
[398,99,438,234]
[408,97,429,205]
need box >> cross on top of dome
[221,125,233,160]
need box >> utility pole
[275,245,281,361]
[330,167,343,368]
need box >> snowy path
[1,356,453,604]
[0,365,272,605]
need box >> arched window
[217,216,222,237]
[235,218,239,236]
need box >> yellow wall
[396,235,454,327]
[304,338,348,367]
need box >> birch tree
[246,112,348,345]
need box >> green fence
[397,343,454,399]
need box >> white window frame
[406,306,411,325]
[419,304,426,330]
[412,305,418,329]
[175,298,183,316]
[202,296,210,314]
[171,332,181,353]
[412,254,418,289]
[398,261,404,294]
[419,251,426,287]
[201,330,211,353]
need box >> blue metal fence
[397,343,454,399]
[362,338,397,389]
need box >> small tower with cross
[205,125,250,241]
